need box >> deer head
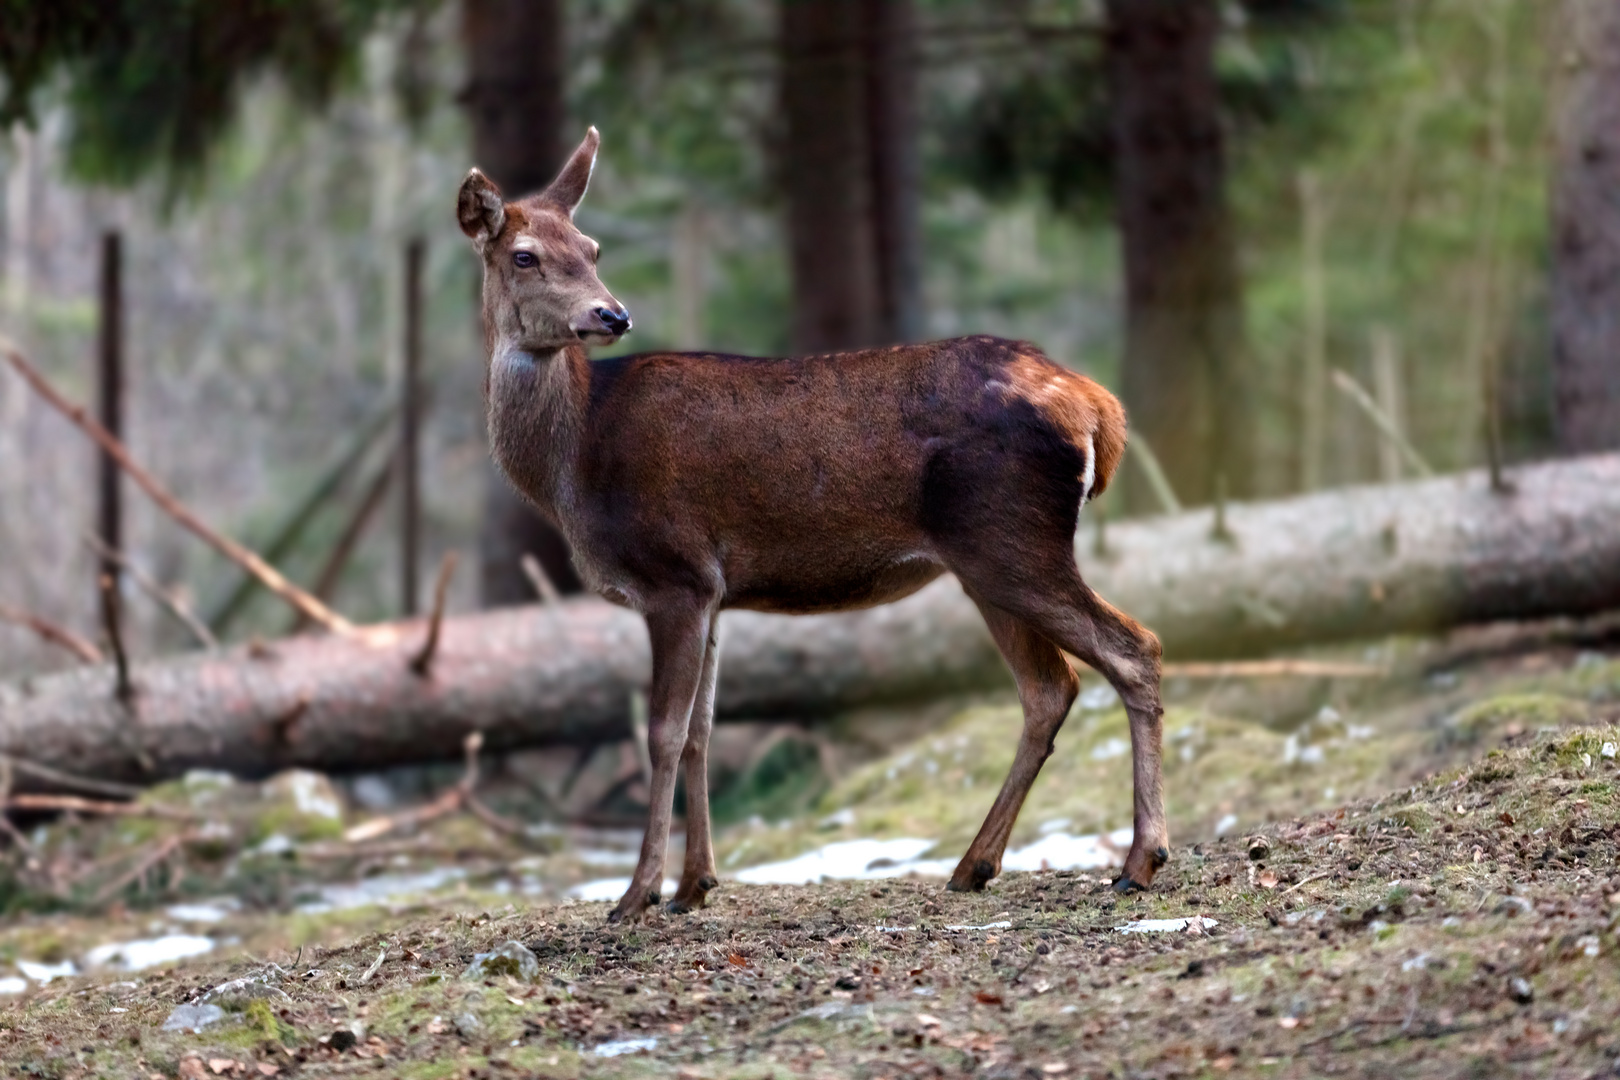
[458,127,631,351]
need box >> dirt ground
[0,631,1617,1079]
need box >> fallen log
[1,454,1618,791]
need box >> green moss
[1448,694,1589,744]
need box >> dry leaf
[1258,870,1279,889]
[916,1013,942,1027]
[256,1067,281,1078]
[974,991,1004,1006]
[207,1060,240,1076]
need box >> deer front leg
[667,612,721,914]
[608,599,711,924]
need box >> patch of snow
[350,775,397,810]
[1078,684,1119,711]
[575,849,637,867]
[297,868,466,913]
[165,900,238,924]
[567,877,677,902]
[945,921,1012,931]
[86,935,215,972]
[1001,828,1134,873]
[819,808,857,829]
[1115,917,1218,934]
[589,1036,658,1057]
[284,771,342,820]
[1603,742,1617,760]
[1347,724,1377,740]
[18,960,76,983]
[1038,818,1071,835]
[0,977,26,994]
[251,833,294,856]
[1214,813,1239,837]
[1089,737,1129,761]
[734,838,946,884]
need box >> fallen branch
[291,455,396,635]
[2,794,192,820]
[83,533,217,650]
[0,602,102,664]
[1,340,356,637]
[409,552,457,676]
[0,755,142,799]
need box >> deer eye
[513,250,538,269]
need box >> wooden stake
[96,231,122,590]
[1,341,356,636]
[401,237,425,616]
[99,574,133,703]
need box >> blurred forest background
[0,0,1606,679]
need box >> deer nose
[596,306,631,336]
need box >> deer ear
[457,168,506,245]
[541,127,600,217]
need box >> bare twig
[0,755,141,799]
[1125,433,1182,515]
[0,602,102,664]
[342,731,486,843]
[359,945,388,985]
[99,574,133,703]
[3,794,192,820]
[1,340,356,636]
[93,832,189,903]
[83,533,217,650]
[409,551,458,676]
[1280,871,1332,896]
[291,455,397,634]
[1330,369,1435,477]
[520,553,562,605]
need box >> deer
[457,128,1168,924]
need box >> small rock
[1508,976,1533,1004]
[162,1003,227,1032]
[204,976,290,1009]
[327,1029,358,1051]
[1247,836,1271,861]
[462,940,540,983]
[177,1058,210,1080]
[453,1011,481,1037]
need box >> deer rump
[564,334,1126,616]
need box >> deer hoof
[1153,847,1170,868]
[665,875,718,915]
[1111,876,1149,894]
[946,858,998,892]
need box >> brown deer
[457,128,1167,924]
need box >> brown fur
[459,131,1167,922]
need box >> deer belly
[722,550,945,614]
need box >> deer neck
[486,340,587,520]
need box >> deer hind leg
[608,596,712,924]
[948,603,1080,893]
[1015,580,1167,892]
[667,612,721,914]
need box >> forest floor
[0,624,1617,1079]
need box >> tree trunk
[1550,0,1620,453]
[780,0,920,350]
[460,0,585,605]
[6,454,1620,792]
[1105,0,1251,510]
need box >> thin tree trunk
[6,454,1620,792]
[96,231,123,590]
[863,0,922,343]
[1106,0,1251,509]
[781,0,882,350]
[1550,0,1620,452]
[459,0,584,604]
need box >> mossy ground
[0,635,1616,1078]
